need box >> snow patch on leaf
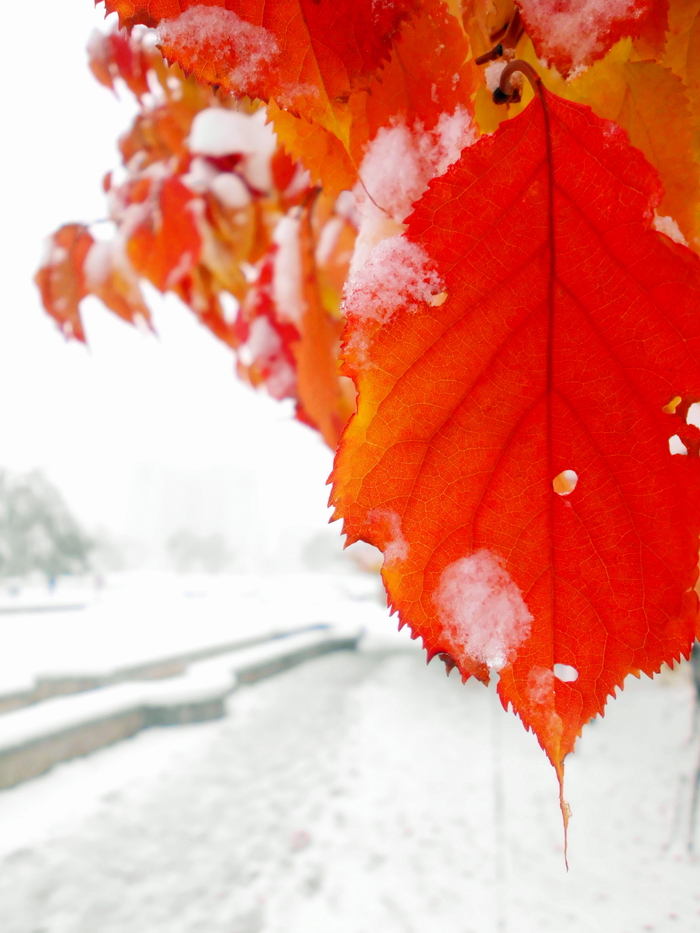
[366,508,409,564]
[351,108,476,274]
[157,7,279,90]
[528,666,555,704]
[272,217,306,326]
[210,173,251,210]
[188,108,277,192]
[484,61,508,93]
[189,108,272,157]
[83,241,112,288]
[432,550,533,671]
[359,107,475,221]
[518,0,645,72]
[243,316,296,399]
[344,237,444,323]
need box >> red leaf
[516,0,661,76]
[330,88,700,774]
[87,28,151,99]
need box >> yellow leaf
[267,100,359,198]
[567,54,700,248]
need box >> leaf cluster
[36,0,700,795]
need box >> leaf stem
[494,60,542,105]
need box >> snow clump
[188,108,277,192]
[484,61,508,93]
[432,550,533,671]
[158,7,279,90]
[528,666,555,704]
[366,509,409,564]
[343,236,444,324]
[518,0,643,72]
[350,107,476,275]
[272,216,306,326]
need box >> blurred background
[0,3,699,932]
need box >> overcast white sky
[0,1,337,549]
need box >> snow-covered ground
[0,571,405,695]
[0,588,698,932]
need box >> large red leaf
[330,88,700,775]
[99,0,415,137]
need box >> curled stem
[493,59,542,105]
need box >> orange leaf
[267,0,478,197]
[565,55,700,250]
[126,175,201,290]
[87,28,151,99]
[267,101,358,199]
[100,0,415,139]
[363,0,478,138]
[83,240,153,328]
[35,224,92,342]
[330,88,700,774]
[295,202,355,448]
[35,226,152,339]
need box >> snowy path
[0,650,699,933]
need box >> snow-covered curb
[0,622,334,715]
[0,624,360,790]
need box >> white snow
[181,157,252,211]
[528,665,555,704]
[273,82,321,111]
[350,108,476,275]
[484,60,508,93]
[366,509,408,564]
[180,155,217,193]
[83,240,113,288]
[653,212,689,246]
[0,572,413,702]
[157,7,279,90]
[164,248,195,289]
[314,217,344,267]
[38,239,68,271]
[343,236,445,324]
[209,172,251,210]
[243,314,281,360]
[188,107,277,192]
[518,0,643,71]
[189,108,272,158]
[0,626,358,757]
[239,316,296,398]
[272,215,306,326]
[0,649,697,931]
[432,549,533,670]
